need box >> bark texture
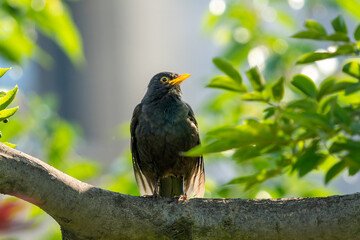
[0,143,359,240]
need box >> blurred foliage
[0,67,18,147]
[197,1,360,199]
[0,94,101,239]
[0,0,83,66]
[0,1,86,238]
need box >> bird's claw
[177,195,189,203]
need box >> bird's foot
[177,195,189,203]
[141,195,153,198]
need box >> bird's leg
[152,177,159,200]
[178,176,188,202]
[181,175,185,196]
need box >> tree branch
[0,143,359,240]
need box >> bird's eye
[160,77,169,83]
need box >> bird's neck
[142,93,185,123]
[142,90,182,105]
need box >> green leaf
[241,92,265,101]
[342,61,360,79]
[335,44,356,54]
[263,107,275,119]
[271,77,284,102]
[0,68,11,78]
[349,166,359,176]
[333,101,351,125]
[330,139,360,153]
[331,15,348,34]
[286,99,317,111]
[281,111,333,131]
[324,32,349,42]
[336,0,360,20]
[325,161,347,183]
[293,140,324,177]
[212,57,242,83]
[291,74,317,98]
[207,76,247,92]
[296,44,355,64]
[305,19,327,35]
[345,82,360,95]
[185,121,277,156]
[0,107,18,121]
[296,52,335,64]
[317,77,336,101]
[291,30,325,40]
[0,85,18,111]
[245,66,265,91]
[316,78,356,101]
[3,142,17,148]
[355,24,360,41]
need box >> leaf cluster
[191,16,360,190]
[0,0,83,65]
[0,68,18,147]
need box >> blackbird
[130,72,205,198]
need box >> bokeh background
[1,0,360,239]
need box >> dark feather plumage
[130,72,205,198]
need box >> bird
[130,72,205,199]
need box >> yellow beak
[169,74,191,85]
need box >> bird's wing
[184,103,205,198]
[130,104,155,196]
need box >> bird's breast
[136,101,198,176]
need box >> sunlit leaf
[291,74,317,98]
[296,44,355,64]
[207,76,247,92]
[271,77,284,102]
[325,161,347,183]
[296,52,335,64]
[246,66,265,91]
[185,121,279,156]
[241,92,265,101]
[342,61,360,79]
[212,57,242,83]
[336,0,360,20]
[0,107,18,121]
[331,15,348,34]
[0,68,11,78]
[0,85,18,111]
[305,19,327,35]
[3,142,17,148]
[291,30,325,40]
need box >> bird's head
[144,72,191,100]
